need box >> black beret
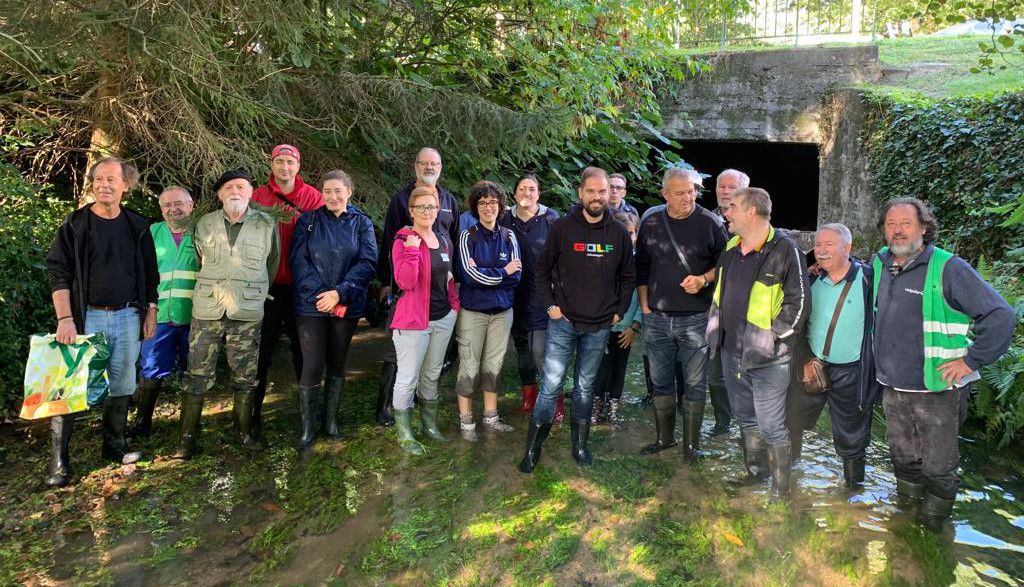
[213,168,252,192]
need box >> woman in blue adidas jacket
[453,181,522,441]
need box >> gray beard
[224,201,247,216]
[418,173,438,187]
[889,237,923,258]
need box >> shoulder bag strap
[660,209,694,276]
[822,277,855,359]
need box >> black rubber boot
[518,418,552,474]
[640,395,677,454]
[45,414,75,487]
[251,380,267,440]
[789,427,804,463]
[740,429,769,483]
[297,385,320,452]
[641,354,654,407]
[843,457,865,488]
[682,400,705,463]
[376,361,398,426]
[707,384,731,437]
[127,378,162,438]
[920,492,955,531]
[233,390,263,450]
[174,393,204,460]
[101,396,144,465]
[322,376,343,438]
[896,477,926,511]
[767,443,792,498]
[570,417,594,466]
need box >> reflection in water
[954,523,1024,553]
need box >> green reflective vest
[151,222,198,325]
[872,246,972,391]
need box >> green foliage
[0,157,72,416]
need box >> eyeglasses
[477,200,500,209]
[609,185,626,191]
[415,161,441,168]
[411,204,438,213]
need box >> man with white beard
[873,197,1013,529]
[374,147,461,425]
[173,169,280,459]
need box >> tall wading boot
[641,355,654,407]
[173,393,204,460]
[127,378,163,438]
[376,362,398,426]
[233,390,263,450]
[570,417,594,466]
[322,377,343,439]
[101,396,144,465]
[895,478,926,512]
[707,384,731,437]
[251,380,267,441]
[843,457,866,488]
[45,414,75,487]
[682,400,706,463]
[767,443,792,499]
[739,429,769,483]
[297,385,320,452]
[518,418,552,473]
[419,398,448,442]
[393,408,424,455]
[519,383,538,413]
[789,427,804,463]
[920,492,956,531]
[641,395,677,454]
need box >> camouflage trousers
[185,317,262,396]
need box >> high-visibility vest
[152,222,199,325]
[872,246,972,391]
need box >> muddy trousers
[721,351,790,447]
[455,309,513,397]
[883,386,969,500]
[787,363,874,460]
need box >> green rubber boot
[394,408,424,455]
[419,398,448,442]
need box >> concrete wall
[659,46,882,249]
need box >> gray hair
[733,187,772,218]
[88,156,140,192]
[717,168,750,188]
[817,223,852,245]
[662,167,702,189]
[159,186,192,200]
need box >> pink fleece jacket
[389,227,460,330]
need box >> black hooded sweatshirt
[535,206,636,332]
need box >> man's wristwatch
[700,276,710,288]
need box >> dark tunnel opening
[668,140,820,232]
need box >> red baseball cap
[271,144,301,161]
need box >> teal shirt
[613,291,641,333]
[808,266,864,363]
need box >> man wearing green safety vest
[128,187,197,438]
[873,197,1014,530]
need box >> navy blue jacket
[290,205,378,318]
[455,222,521,313]
[499,204,560,331]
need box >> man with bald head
[128,187,198,438]
[374,147,461,425]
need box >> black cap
[213,169,252,192]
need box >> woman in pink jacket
[390,186,460,454]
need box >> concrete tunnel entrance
[673,139,820,232]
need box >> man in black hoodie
[518,166,636,473]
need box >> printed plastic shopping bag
[20,333,110,419]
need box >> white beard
[224,201,247,216]
[889,237,923,258]
[418,172,439,187]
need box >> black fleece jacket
[47,204,159,333]
[535,207,636,331]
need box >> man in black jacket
[45,156,159,486]
[518,166,636,473]
[373,147,461,426]
[706,188,808,498]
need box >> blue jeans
[85,307,142,398]
[533,318,610,424]
[642,311,709,401]
[140,322,190,380]
[721,350,790,446]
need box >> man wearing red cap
[251,144,324,438]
